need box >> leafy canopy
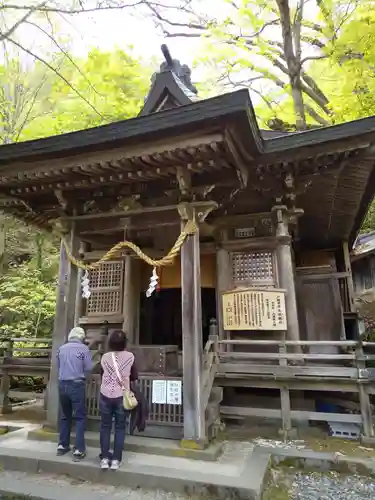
[0,47,151,339]
[20,48,151,139]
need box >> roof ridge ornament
[155,43,197,95]
[139,44,198,115]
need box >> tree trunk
[276,0,307,130]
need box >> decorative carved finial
[153,44,197,94]
[161,44,173,68]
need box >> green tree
[254,3,375,129]
[146,0,375,130]
[0,264,56,338]
[0,47,151,340]
[20,48,151,139]
[0,53,56,144]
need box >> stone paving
[0,429,251,478]
[0,422,268,499]
[0,469,195,500]
[291,472,375,500]
[2,418,375,500]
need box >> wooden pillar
[216,248,231,352]
[0,217,5,274]
[122,256,141,347]
[272,205,301,342]
[179,203,218,446]
[74,242,88,326]
[343,241,355,312]
[0,369,11,415]
[356,340,374,440]
[0,341,12,414]
[46,225,79,430]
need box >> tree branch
[300,70,329,105]
[24,19,101,96]
[300,55,328,66]
[0,1,148,15]
[14,67,54,142]
[304,103,330,126]
[4,37,103,119]
[0,1,47,41]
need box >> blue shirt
[57,340,93,381]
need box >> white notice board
[166,380,182,405]
[151,380,167,404]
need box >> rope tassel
[81,270,91,299]
[146,267,159,298]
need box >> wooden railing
[212,336,375,439]
[201,334,221,438]
[0,337,53,413]
[0,337,102,413]
[0,337,52,364]
[86,374,184,430]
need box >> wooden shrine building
[2,46,375,443]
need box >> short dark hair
[108,330,127,352]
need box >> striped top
[100,350,135,399]
[57,340,92,381]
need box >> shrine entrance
[139,288,216,349]
[138,255,217,350]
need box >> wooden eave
[0,90,256,166]
[0,88,375,246]
[0,90,262,229]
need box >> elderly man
[56,327,92,461]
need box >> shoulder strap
[111,352,123,388]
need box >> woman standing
[99,330,137,470]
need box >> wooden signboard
[222,287,287,331]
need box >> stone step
[86,418,183,439]
[0,434,270,500]
[28,428,222,462]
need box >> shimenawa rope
[61,219,198,271]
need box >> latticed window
[231,251,276,287]
[86,261,123,315]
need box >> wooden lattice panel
[86,261,123,316]
[89,262,122,288]
[87,290,122,315]
[231,251,276,287]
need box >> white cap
[68,327,86,342]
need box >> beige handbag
[111,352,138,410]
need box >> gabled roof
[352,231,375,260]
[0,66,375,248]
[139,44,198,116]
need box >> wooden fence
[0,337,52,412]
[0,337,103,413]
[86,374,184,427]
[213,337,375,439]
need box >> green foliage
[361,202,375,234]
[0,263,56,339]
[21,48,151,139]
[1,214,59,273]
[0,47,151,340]
[0,56,55,144]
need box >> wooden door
[296,274,345,348]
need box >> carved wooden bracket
[271,204,304,237]
[55,219,71,235]
[224,127,249,189]
[177,201,218,223]
[176,166,192,198]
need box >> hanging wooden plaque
[222,287,287,331]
